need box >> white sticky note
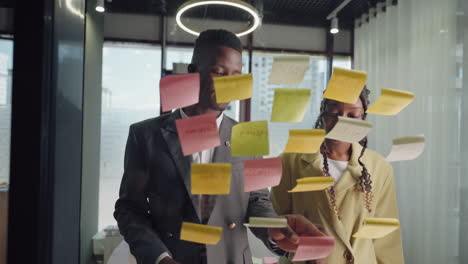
[244,217,288,228]
[268,56,310,86]
[386,135,425,162]
[325,117,373,143]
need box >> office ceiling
[0,0,397,29]
[104,0,395,29]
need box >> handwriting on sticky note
[263,257,279,264]
[244,217,288,228]
[180,222,223,245]
[288,177,334,192]
[243,158,282,192]
[292,236,335,261]
[231,121,269,156]
[268,56,310,86]
[160,73,200,112]
[366,88,415,115]
[284,129,325,154]
[352,217,400,239]
[325,116,372,143]
[271,88,311,123]
[191,163,231,195]
[386,135,425,162]
[323,67,367,104]
[213,73,253,103]
[175,114,220,156]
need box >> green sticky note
[231,121,269,156]
[271,88,311,123]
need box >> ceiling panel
[105,0,391,29]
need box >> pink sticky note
[292,236,335,261]
[175,114,220,156]
[243,158,282,192]
[160,73,200,112]
[263,257,278,264]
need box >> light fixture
[176,0,261,37]
[96,0,105,12]
[330,17,339,34]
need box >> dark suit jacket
[114,110,279,264]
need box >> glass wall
[332,55,352,69]
[250,51,329,157]
[98,43,162,230]
[0,39,13,184]
[0,37,13,264]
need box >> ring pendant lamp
[176,0,261,37]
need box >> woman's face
[322,98,365,133]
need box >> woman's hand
[267,215,326,252]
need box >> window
[250,51,329,157]
[333,56,352,69]
[99,43,162,230]
[0,39,13,184]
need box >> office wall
[103,13,352,53]
[0,8,13,34]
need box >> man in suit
[114,29,324,264]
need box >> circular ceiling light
[176,0,261,37]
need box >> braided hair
[314,87,373,219]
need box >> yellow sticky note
[268,56,310,85]
[352,217,400,239]
[191,163,231,195]
[366,88,415,115]
[284,129,325,153]
[231,121,269,156]
[288,177,334,192]
[323,67,367,104]
[214,73,253,103]
[180,222,223,245]
[271,88,311,123]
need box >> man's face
[197,46,243,111]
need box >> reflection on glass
[99,43,161,229]
[250,52,328,157]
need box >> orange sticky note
[323,67,367,104]
[243,158,282,192]
[160,73,200,112]
[180,222,222,245]
[175,114,220,156]
[292,236,335,261]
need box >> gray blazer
[114,110,279,264]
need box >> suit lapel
[160,110,198,218]
[212,115,231,163]
[300,150,360,251]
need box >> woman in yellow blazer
[271,88,404,264]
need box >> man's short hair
[191,29,242,66]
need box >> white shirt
[156,109,224,264]
[321,156,349,183]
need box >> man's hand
[160,256,180,264]
[267,215,326,252]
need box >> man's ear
[188,64,197,73]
